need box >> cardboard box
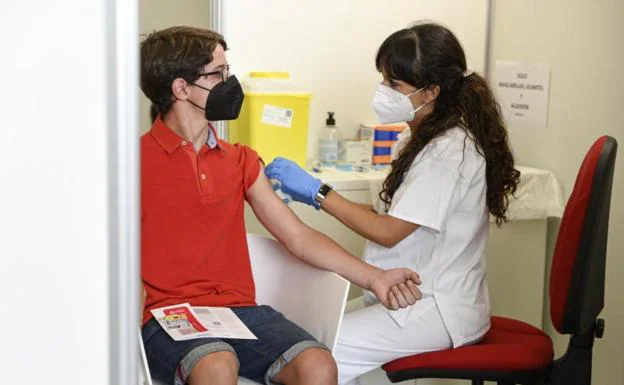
[339,140,373,166]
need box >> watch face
[316,184,331,203]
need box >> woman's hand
[265,157,322,209]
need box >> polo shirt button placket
[199,171,216,200]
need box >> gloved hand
[265,157,322,209]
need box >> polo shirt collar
[151,117,221,154]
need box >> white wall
[139,0,211,133]
[223,0,489,161]
[0,1,138,384]
[490,1,624,383]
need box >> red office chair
[382,135,618,385]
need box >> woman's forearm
[356,202,375,212]
[321,191,419,248]
[321,191,394,247]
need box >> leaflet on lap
[151,303,257,341]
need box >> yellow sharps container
[228,72,311,166]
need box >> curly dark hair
[377,22,520,227]
[140,26,227,115]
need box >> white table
[245,165,564,328]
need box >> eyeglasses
[198,64,230,83]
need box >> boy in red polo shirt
[140,26,421,385]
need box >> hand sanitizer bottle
[318,112,342,167]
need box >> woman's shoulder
[425,127,480,158]
[415,127,484,176]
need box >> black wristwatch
[315,183,333,204]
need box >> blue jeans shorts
[142,305,328,385]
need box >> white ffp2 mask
[371,83,427,124]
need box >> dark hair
[140,26,227,115]
[376,22,520,227]
[150,104,159,123]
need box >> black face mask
[190,75,244,121]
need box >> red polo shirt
[141,118,261,324]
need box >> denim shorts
[141,305,328,385]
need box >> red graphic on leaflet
[164,306,208,332]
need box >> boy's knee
[293,348,337,384]
[187,350,238,385]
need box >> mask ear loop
[187,82,214,111]
[193,83,213,92]
[406,86,430,114]
[406,86,427,98]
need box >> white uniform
[335,127,491,385]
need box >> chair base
[548,319,602,385]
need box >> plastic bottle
[270,179,292,205]
[318,112,342,167]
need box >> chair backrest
[247,233,350,352]
[550,136,617,335]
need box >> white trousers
[335,297,452,385]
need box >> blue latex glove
[265,157,322,209]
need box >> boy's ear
[171,78,192,100]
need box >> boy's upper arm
[246,163,308,244]
[238,145,263,196]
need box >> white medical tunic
[363,126,491,348]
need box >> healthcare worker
[265,22,521,385]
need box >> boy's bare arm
[246,165,421,309]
